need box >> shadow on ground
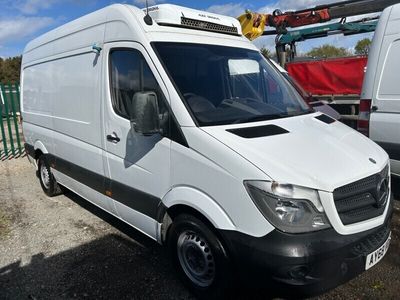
[0,191,276,300]
[1,185,399,300]
[0,189,190,300]
[0,233,175,299]
[0,152,25,161]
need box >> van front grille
[180,17,239,35]
[333,166,389,225]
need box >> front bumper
[219,195,393,298]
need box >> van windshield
[153,42,311,126]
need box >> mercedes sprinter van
[22,4,393,297]
[359,3,400,179]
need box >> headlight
[244,181,331,233]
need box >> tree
[306,44,351,58]
[0,56,22,84]
[355,38,372,55]
[260,46,272,59]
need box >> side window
[109,49,169,130]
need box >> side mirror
[130,91,160,135]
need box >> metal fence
[0,83,24,159]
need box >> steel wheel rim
[177,230,216,287]
[40,163,50,189]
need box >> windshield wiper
[234,113,290,124]
[293,108,315,115]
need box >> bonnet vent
[227,125,289,139]
[315,114,336,124]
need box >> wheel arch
[160,186,236,243]
[33,140,48,158]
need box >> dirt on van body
[0,158,399,300]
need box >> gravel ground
[0,158,399,300]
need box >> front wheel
[167,214,233,298]
[38,155,62,197]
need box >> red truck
[286,56,368,128]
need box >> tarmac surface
[1,158,399,299]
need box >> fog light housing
[289,265,310,280]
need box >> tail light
[357,99,371,136]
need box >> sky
[0,0,376,58]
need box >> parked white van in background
[359,3,400,178]
[22,4,393,298]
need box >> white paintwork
[162,186,237,231]
[33,140,49,155]
[102,41,171,229]
[113,201,160,240]
[170,129,274,237]
[201,113,389,235]
[201,113,388,192]
[361,4,400,174]
[21,3,391,245]
[53,169,116,214]
[53,169,159,241]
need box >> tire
[167,214,233,299]
[38,155,62,197]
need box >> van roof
[23,4,135,55]
[23,4,243,57]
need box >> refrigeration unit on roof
[145,4,242,36]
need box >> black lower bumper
[219,196,393,298]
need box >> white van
[22,4,393,298]
[359,3,400,179]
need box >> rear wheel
[167,214,232,298]
[38,155,62,197]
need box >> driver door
[103,42,171,239]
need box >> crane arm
[276,18,379,46]
[238,0,400,40]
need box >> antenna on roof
[144,0,153,25]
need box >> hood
[201,113,389,192]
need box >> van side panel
[361,6,392,100]
[23,54,104,163]
[367,5,400,175]
[22,10,107,64]
[23,63,55,154]
[51,52,102,144]
[22,23,112,209]
[51,51,103,167]
[370,114,400,176]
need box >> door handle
[106,132,120,143]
